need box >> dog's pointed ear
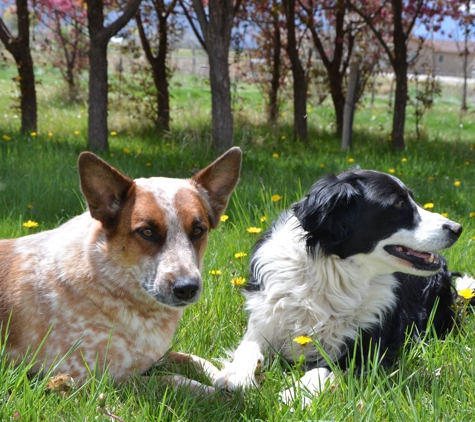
[78,152,134,226]
[192,147,242,228]
[292,173,360,255]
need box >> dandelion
[146,162,152,167]
[209,270,222,275]
[389,169,395,174]
[465,161,471,165]
[260,216,267,222]
[469,212,475,218]
[402,157,407,162]
[441,212,449,218]
[281,136,286,140]
[423,203,434,210]
[281,112,287,117]
[23,220,39,229]
[74,130,80,135]
[27,204,33,209]
[30,132,37,137]
[293,336,313,346]
[388,135,392,141]
[123,147,131,154]
[454,181,461,187]
[220,215,229,222]
[459,288,475,300]
[428,176,435,181]
[234,252,247,259]
[110,131,117,136]
[271,194,283,202]
[348,158,354,163]
[126,131,132,135]
[2,135,11,141]
[319,163,325,168]
[273,153,279,158]
[247,227,262,234]
[472,236,475,241]
[48,132,53,137]
[230,277,247,286]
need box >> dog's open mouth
[384,245,441,271]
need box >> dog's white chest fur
[245,215,398,363]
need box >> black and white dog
[217,169,468,404]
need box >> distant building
[408,38,475,77]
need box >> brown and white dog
[0,147,242,391]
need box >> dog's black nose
[443,222,463,238]
[173,278,200,301]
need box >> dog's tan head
[78,148,242,308]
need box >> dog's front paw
[215,364,259,391]
[279,368,335,407]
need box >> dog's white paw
[279,368,335,407]
[215,364,259,391]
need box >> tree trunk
[86,0,142,152]
[88,39,109,151]
[156,9,170,130]
[391,0,407,150]
[268,5,281,124]
[208,45,233,153]
[329,75,345,136]
[342,61,360,152]
[0,0,37,135]
[189,0,237,153]
[283,0,307,143]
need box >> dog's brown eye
[393,201,405,208]
[192,227,206,239]
[139,228,155,239]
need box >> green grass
[1,65,475,421]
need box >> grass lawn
[0,64,475,420]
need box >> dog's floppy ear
[292,173,361,256]
[192,147,242,228]
[78,152,134,227]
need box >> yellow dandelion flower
[454,181,461,187]
[234,252,248,259]
[402,157,407,162]
[27,204,33,209]
[126,131,132,135]
[110,131,117,136]
[247,227,262,234]
[389,169,395,174]
[146,162,151,167]
[260,216,267,222]
[465,161,470,165]
[123,147,131,154]
[441,213,449,218]
[220,215,229,222]
[48,132,53,137]
[472,236,475,241]
[424,203,434,209]
[319,163,325,168]
[469,212,475,218]
[281,135,286,140]
[428,176,435,181]
[209,270,222,275]
[23,220,39,229]
[281,112,287,117]
[271,194,283,202]
[348,158,355,163]
[388,135,392,141]
[273,153,279,158]
[293,335,313,346]
[2,135,11,141]
[30,132,37,137]
[459,288,475,300]
[74,130,80,135]
[230,277,247,286]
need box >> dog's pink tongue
[408,249,431,259]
